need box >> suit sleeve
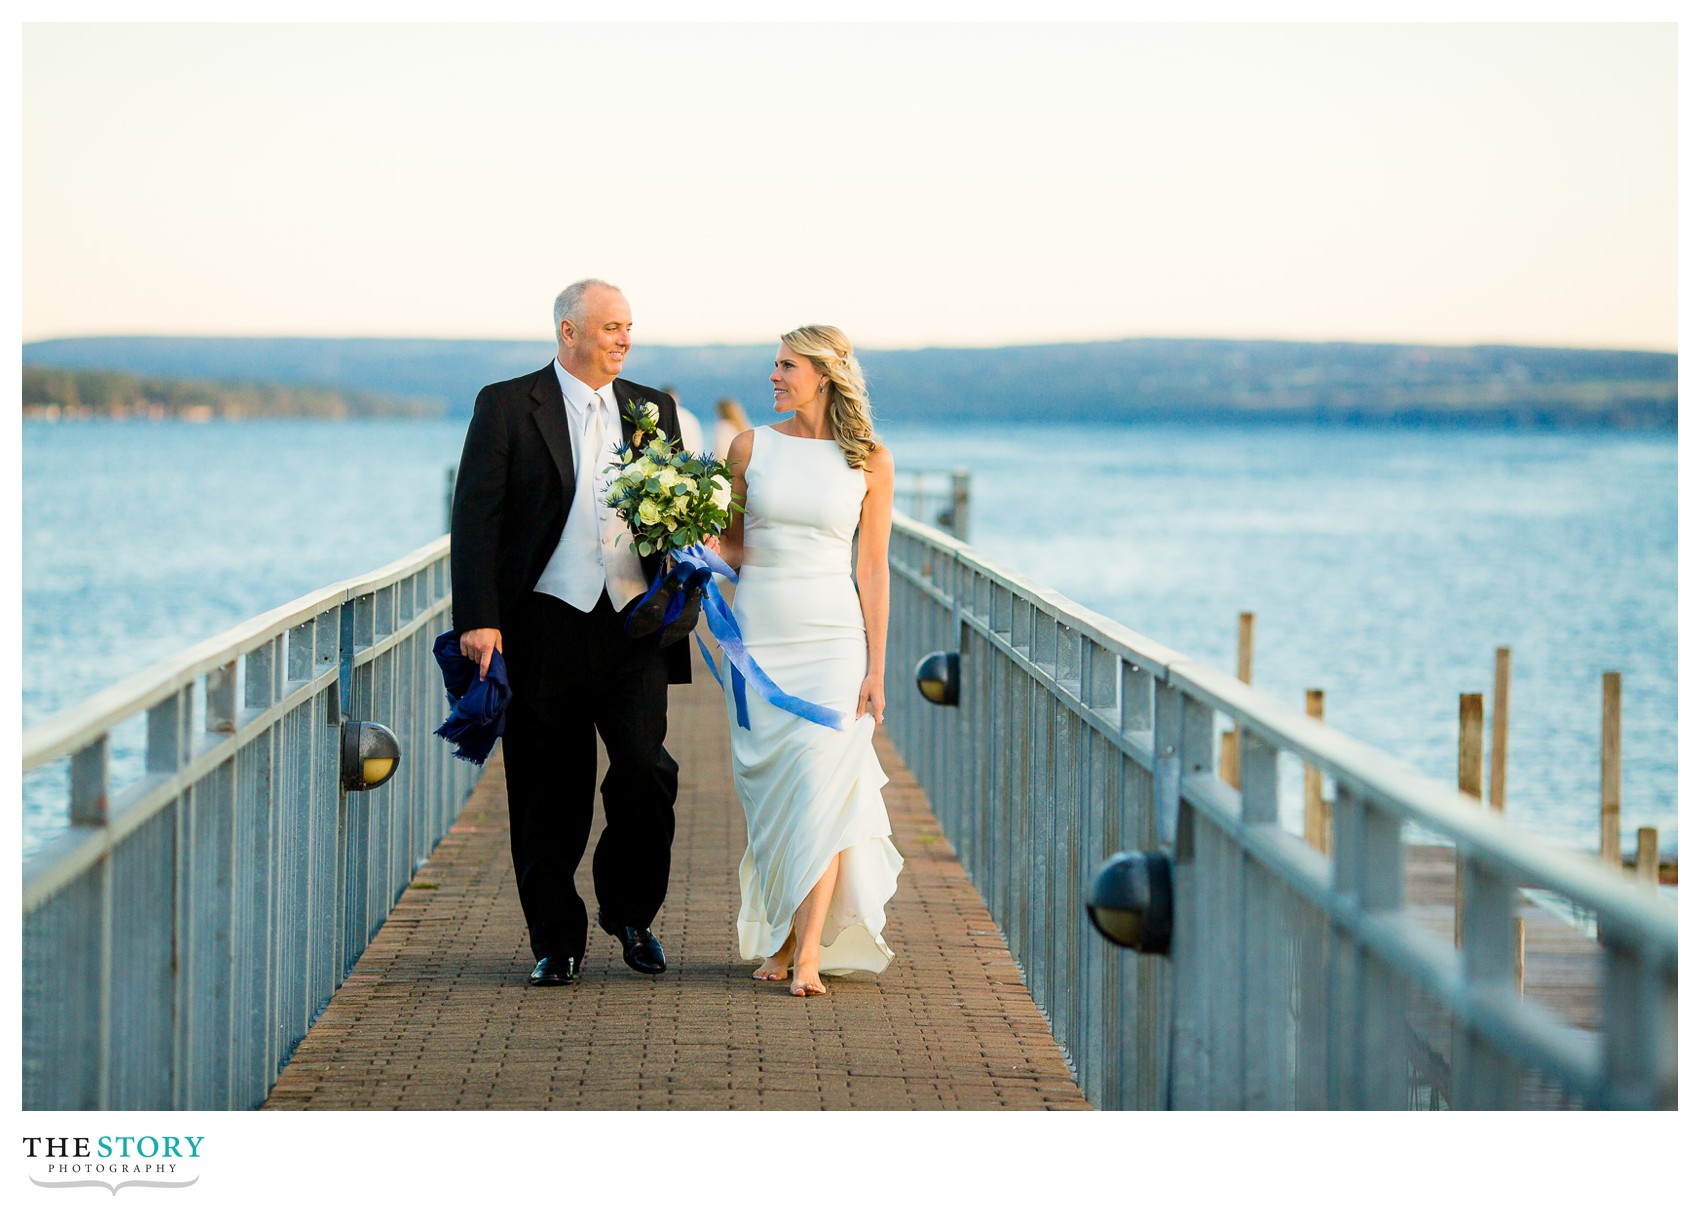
[450,385,509,633]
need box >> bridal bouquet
[601,401,847,732]
[604,401,738,557]
[606,399,740,642]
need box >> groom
[451,278,692,986]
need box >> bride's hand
[856,674,885,725]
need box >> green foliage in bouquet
[604,401,741,558]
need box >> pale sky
[19,17,1680,350]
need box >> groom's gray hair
[553,278,620,337]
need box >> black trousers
[500,590,678,961]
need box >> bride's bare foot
[790,954,827,997]
[753,934,795,981]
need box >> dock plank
[1402,842,1607,1106]
[262,654,1089,1111]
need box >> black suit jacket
[450,363,693,685]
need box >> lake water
[20,418,1677,867]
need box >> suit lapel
[530,364,575,500]
[612,379,639,450]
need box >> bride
[715,325,902,997]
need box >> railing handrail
[22,534,477,1110]
[890,514,1676,957]
[21,535,451,773]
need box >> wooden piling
[1515,917,1526,997]
[1238,612,1255,686]
[1224,613,1254,791]
[1601,672,1622,865]
[1304,689,1325,850]
[1490,647,1511,812]
[1636,827,1659,884]
[1455,693,1484,947]
[1458,693,1484,800]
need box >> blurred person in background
[713,396,753,461]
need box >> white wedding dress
[726,427,902,975]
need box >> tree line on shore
[21,336,1676,429]
[21,365,438,421]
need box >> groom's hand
[459,628,503,680]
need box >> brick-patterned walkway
[262,656,1088,1111]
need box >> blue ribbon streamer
[660,543,851,732]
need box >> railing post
[1152,681,1182,846]
[950,467,970,540]
[71,736,112,827]
[246,637,280,710]
[1600,930,1678,1109]
[207,660,238,734]
[1454,855,1523,1109]
[147,689,191,775]
[1328,785,1406,1109]
[1238,728,1287,1109]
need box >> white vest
[533,363,650,611]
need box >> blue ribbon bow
[651,544,851,732]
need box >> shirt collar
[553,359,615,420]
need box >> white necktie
[557,393,612,611]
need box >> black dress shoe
[528,956,581,986]
[597,911,666,974]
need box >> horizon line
[21,332,1680,357]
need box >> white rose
[710,474,731,511]
[636,499,662,526]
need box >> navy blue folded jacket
[432,630,511,765]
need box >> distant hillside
[22,364,439,421]
[22,335,1677,429]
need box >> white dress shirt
[533,361,650,611]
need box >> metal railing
[892,467,970,541]
[22,537,480,1110]
[882,515,1677,1109]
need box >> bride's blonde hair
[779,324,879,471]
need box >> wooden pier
[262,658,1089,1111]
[258,656,1623,1112]
[1403,843,1614,1108]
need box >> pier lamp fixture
[341,720,401,792]
[1086,851,1173,955]
[914,652,960,706]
